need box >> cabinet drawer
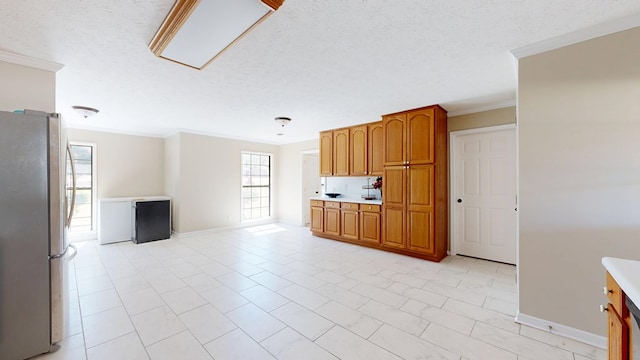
[361,204,381,213]
[606,272,624,313]
[325,201,340,209]
[341,202,359,210]
[310,200,324,207]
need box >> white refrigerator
[0,110,76,359]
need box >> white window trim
[67,141,98,242]
[240,150,274,223]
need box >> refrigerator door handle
[66,144,76,227]
[49,244,78,260]
[67,244,78,261]
[49,246,68,260]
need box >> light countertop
[310,196,382,205]
[602,257,640,308]
[100,196,171,203]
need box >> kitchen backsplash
[321,176,382,199]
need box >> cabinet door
[333,129,349,176]
[350,125,368,176]
[324,208,341,236]
[382,166,406,249]
[319,131,333,176]
[310,206,323,232]
[406,108,435,165]
[360,210,380,244]
[383,114,406,166]
[368,122,384,175]
[383,166,405,208]
[406,165,435,254]
[607,305,629,360]
[342,210,359,240]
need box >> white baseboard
[175,219,278,238]
[515,312,607,349]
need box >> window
[241,152,271,220]
[67,143,95,232]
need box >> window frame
[67,141,97,238]
[240,151,273,222]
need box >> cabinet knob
[599,304,608,313]
[603,286,613,295]
[457,199,462,203]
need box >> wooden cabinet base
[310,231,447,262]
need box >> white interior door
[452,126,517,264]
[301,153,320,226]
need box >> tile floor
[35,223,606,360]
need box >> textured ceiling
[1,0,640,144]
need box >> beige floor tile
[315,326,401,360]
[261,327,338,360]
[61,225,607,360]
[86,333,148,360]
[179,304,236,344]
[270,302,334,340]
[146,331,211,360]
[205,328,276,360]
[130,306,185,346]
[226,303,286,342]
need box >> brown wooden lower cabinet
[324,207,341,236]
[312,200,452,259]
[360,205,381,244]
[381,206,405,249]
[604,272,631,360]
[310,200,324,232]
[341,203,359,240]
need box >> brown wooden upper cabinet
[319,131,333,176]
[350,125,368,176]
[383,107,435,166]
[333,128,349,176]
[368,122,383,176]
[320,121,383,176]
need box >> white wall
[176,132,279,233]
[164,134,180,232]
[518,26,640,336]
[0,60,56,113]
[448,107,515,132]
[66,129,165,199]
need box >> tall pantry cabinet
[382,105,448,262]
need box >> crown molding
[0,50,64,72]
[512,14,640,59]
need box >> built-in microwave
[627,296,639,359]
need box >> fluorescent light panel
[150,0,283,70]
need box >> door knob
[599,304,608,312]
[457,199,462,203]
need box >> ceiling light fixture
[274,116,291,127]
[72,106,99,118]
[149,0,285,70]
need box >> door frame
[449,124,518,263]
[300,149,320,226]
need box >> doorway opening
[301,151,320,226]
